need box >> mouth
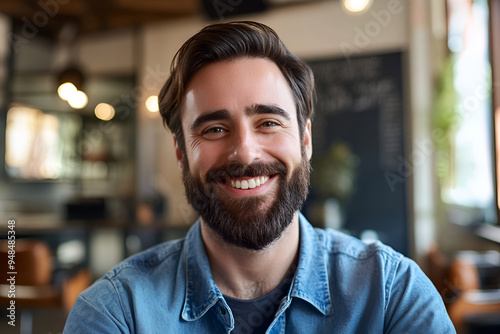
[226,175,271,190]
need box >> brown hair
[158,21,315,153]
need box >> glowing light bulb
[68,90,88,109]
[94,103,115,121]
[146,95,159,112]
[58,82,77,101]
[342,0,373,13]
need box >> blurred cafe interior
[0,0,500,332]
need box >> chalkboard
[304,52,408,255]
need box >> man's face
[175,57,312,250]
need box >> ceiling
[0,0,201,38]
[0,0,318,39]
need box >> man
[64,21,455,333]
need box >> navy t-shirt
[224,270,294,334]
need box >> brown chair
[0,239,91,332]
[446,254,500,333]
[426,243,450,295]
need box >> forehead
[180,57,296,121]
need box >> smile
[228,176,270,190]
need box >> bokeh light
[94,103,115,121]
[57,82,77,101]
[146,95,159,112]
[342,0,373,13]
[68,90,88,109]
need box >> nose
[227,126,261,165]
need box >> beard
[181,148,311,251]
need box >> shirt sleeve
[63,277,131,334]
[384,257,456,333]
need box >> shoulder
[312,226,440,294]
[78,237,187,304]
[297,217,454,332]
[104,238,185,281]
[298,214,406,281]
[315,226,404,265]
[65,237,190,333]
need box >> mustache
[205,161,287,183]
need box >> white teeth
[229,176,270,190]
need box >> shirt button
[220,307,226,315]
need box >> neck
[201,213,300,300]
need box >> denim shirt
[64,213,455,333]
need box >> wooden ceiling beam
[113,0,199,14]
[0,0,201,37]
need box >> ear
[303,119,313,160]
[173,135,184,172]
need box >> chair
[445,252,500,334]
[0,239,91,333]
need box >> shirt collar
[181,213,333,321]
[290,212,333,315]
[181,221,223,321]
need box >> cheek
[184,133,213,176]
[187,143,222,177]
[268,135,303,167]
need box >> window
[443,0,496,223]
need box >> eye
[260,120,280,129]
[206,127,224,134]
[201,126,227,139]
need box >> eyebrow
[245,104,291,120]
[190,109,231,131]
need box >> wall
[76,28,136,75]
